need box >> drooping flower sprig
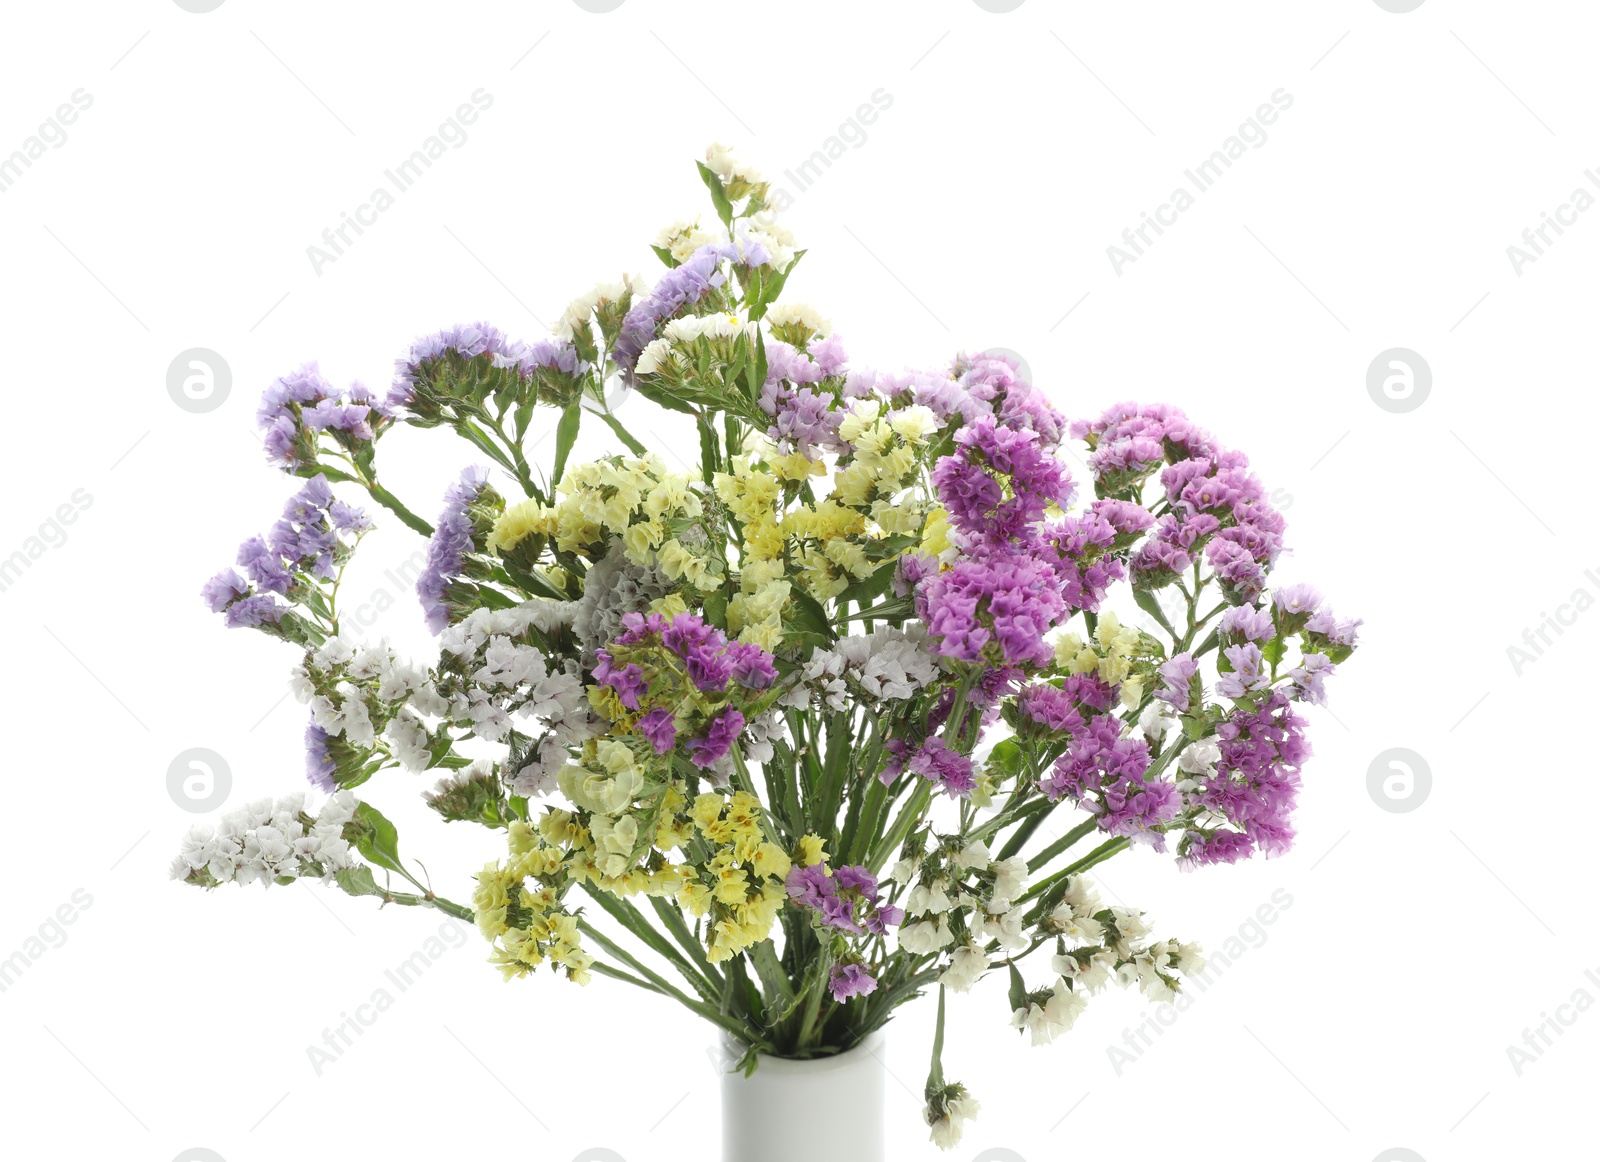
[177,144,1359,1150]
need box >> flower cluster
[201,476,370,635]
[178,146,1358,1153]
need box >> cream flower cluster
[170,791,359,887]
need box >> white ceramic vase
[720,1031,886,1162]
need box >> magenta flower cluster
[786,862,903,938]
[1178,690,1309,867]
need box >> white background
[0,2,1592,1160]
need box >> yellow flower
[796,834,827,867]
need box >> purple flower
[1220,605,1275,644]
[1041,717,1173,846]
[687,707,745,768]
[725,641,777,689]
[828,963,878,1002]
[389,322,523,412]
[917,548,1065,668]
[201,569,248,613]
[594,653,648,709]
[932,415,1073,545]
[635,707,677,754]
[1156,654,1199,712]
[417,466,490,635]
[1273,584,1323,627]
[614,245,731,371]
[1018,685,1086,736]
[1180,690,1307,860]
[883,736,977,798]
[305,722,336,792]
[1216,643,1267,700]
[1288,653,1335,705]
[224,594,285,628]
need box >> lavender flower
[417,466,491,635]
[828,963,878,1002]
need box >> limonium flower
[417,466,493,634]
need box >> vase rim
[721,1028,887,1076]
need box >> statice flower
[786,862,903,936]
[687,707,745,769]
[828,963,878,1002]
[882,736,977,798]
[203,476,370,636]
[388,321,523,413]
[257,364,384,470]
[171,790,359,888]
[417,466,495,635]
[613,244,734,372]
[916,549,1066,667]
[1177,690,1308,865]
[932,415,1073,545]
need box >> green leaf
[838,560,895,606]
[1007,961,1027,1016]
[651,244,680,269]
[333,865,384,899]
[703,587,729,630]
[698,416,720,486]
[595,409,648,456]
[1131,587,1178,638]
[1260,635,1286,668]
[696,161,735,228]
[352,801,406,876]
[551,401,582,486]
[787,588,836,643]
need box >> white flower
[1048,904,1105,947]
[635,337,673,377]
[288,664,314,703]
[1011,980,1087,1046]
[939,942,989,993]
[887,405,939,446]
[1178,739,1221,775]
[1139,699,1177,740]
[989,856,1028,910]
[925,1088,980,1151]
[897,916,953,955]
[973,907,1028,952]
[384,708,432,772]
[907,880,953,916]
[950,839,991,871]
[765,302,831,338]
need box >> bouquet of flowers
[176,144,1358,1149]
